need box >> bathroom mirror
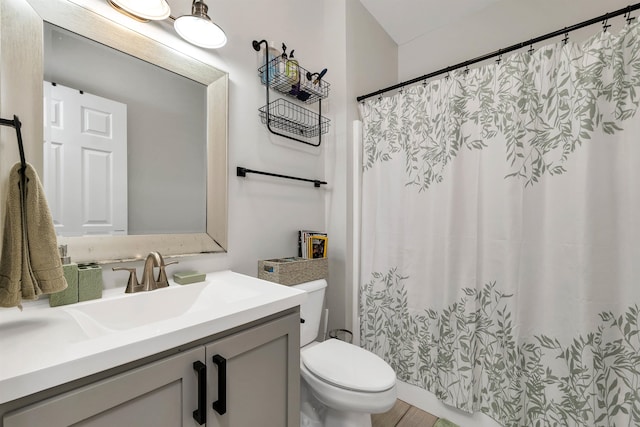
[1,0,228,262]
[44,23,208,237]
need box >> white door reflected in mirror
[43,81,128,237]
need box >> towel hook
[0,115,26,175]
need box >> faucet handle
[156,260,179,288]
[112,267,140,293]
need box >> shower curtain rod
[357,3,640,102]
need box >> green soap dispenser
[49,245,79,307]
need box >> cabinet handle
[212,354,227,415]
[192,361,207,425]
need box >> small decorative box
[258,257,328,286]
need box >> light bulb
[174,14,227,49]
[109,0,171,21]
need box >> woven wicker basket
[258,257,328,286]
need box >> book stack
[298,230,328,259]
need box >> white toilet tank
[292,279,327,346]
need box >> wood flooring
[372,399,439,427]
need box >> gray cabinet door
[3,347,205,427]
[206,313,300,427]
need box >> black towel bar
[237,166,327,187]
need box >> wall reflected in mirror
[43,23,207,237]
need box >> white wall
[1,0,397,346]
[98,0,398,343]
[400,0,634,81]
[344,1,397,335]
[87,0,333,288]
[214,0,329,277]
[2,0,397,341]
[321,0,397,337]
[395,0,634,423]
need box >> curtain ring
[625,7,636,24]
[562,31,569,45]
[528,42,534,55]
[602,18,611,32]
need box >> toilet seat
[301,339,396,392]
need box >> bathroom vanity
[0,271,304,427]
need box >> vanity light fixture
[174,1,227,49]
[108,0,227,49]
[107,0,171,21]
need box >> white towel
[0,163,67,308]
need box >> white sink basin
[67,280,211,331]
[0,270,305,404]
[0,310,94,348]
[65,279,261,332]
[0,281,226,345]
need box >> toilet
[294,279,397,427]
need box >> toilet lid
[301,339,396,392]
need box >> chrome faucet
[113,251,178,293]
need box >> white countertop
[0,270,305,404]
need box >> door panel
[206,313,300,427]
[3,347,204,427]
[72,382,182,427]
[43,81,127,236]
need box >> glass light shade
[174,15,227,49]
[109,0,171,20]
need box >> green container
[78,263,103,301]
[49,263,79,307]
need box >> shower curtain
[359,22,640,427]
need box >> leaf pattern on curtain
[360,23,640,189]
[360,269,640,427]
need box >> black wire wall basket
[259,98,330,139]
[252,39,330,146]
[258,57,330,104]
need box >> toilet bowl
[294,280,397,427]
